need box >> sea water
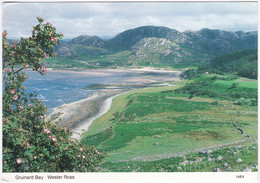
[24,70,129,113]
[22,70,179,113]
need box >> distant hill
[68,35,105,48]
[183,28,257,55]
[53,41,108,59]
[49,26,258,68]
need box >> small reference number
[236,175,244,178]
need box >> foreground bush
[2,17,104,172]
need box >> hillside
[48,26,257,69]
[199,49,257,79]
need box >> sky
[2,2,258,39]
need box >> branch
[13,67,24,75]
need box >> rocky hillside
[106,26,188,50]
[52,26,257,68]
[131,37,194,65]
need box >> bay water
[23,70,179,113]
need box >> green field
[81,75,257,172]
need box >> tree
[2,17,104,172]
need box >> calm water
[23,70,179,113]
[24,71,128,112]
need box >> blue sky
[2,2,258,39]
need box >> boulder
[179,160,189,166]
[223,163,228,167]
[213,168,222,172]
[236,158,243,163]
[217,156,223,161]
[243,167,252,172]
[196,158,203,162]
[177,167,182,171]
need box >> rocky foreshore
[47,88,129,139]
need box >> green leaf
[24,151,33,157]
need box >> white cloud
[2,2,258,39]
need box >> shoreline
[46,67,183,75]
[47,88,132,140]
[71,89,134,140]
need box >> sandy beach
[47,67,182,75]
[47,68,182,140]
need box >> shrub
[230,82,239,89]
[210,100,219,105]
[211,76,218,80]
[181,69,198,79]
[2,17,104,172]
[234,98,257,106]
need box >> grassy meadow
[81,74,257,172]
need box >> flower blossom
[79,148,83,152]
[68,138,71,141]
[40,115,45,119]
[26,143,30,147]
[13,95,18,100]
[33,155,37,160]
[16,158,22,164]
[52,137,57,142]
[51,37,57,43]
[48,135,52,138]
[95,150,100,155]
[2,32,7,37]
[82,155,86,159]
[25,64,28,69]
[11,89,15,94]
[7,69,11,73]
[44,53,47,59]
[43,67,47,74]
[13,45,16,48]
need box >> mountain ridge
[45,26,258,68]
